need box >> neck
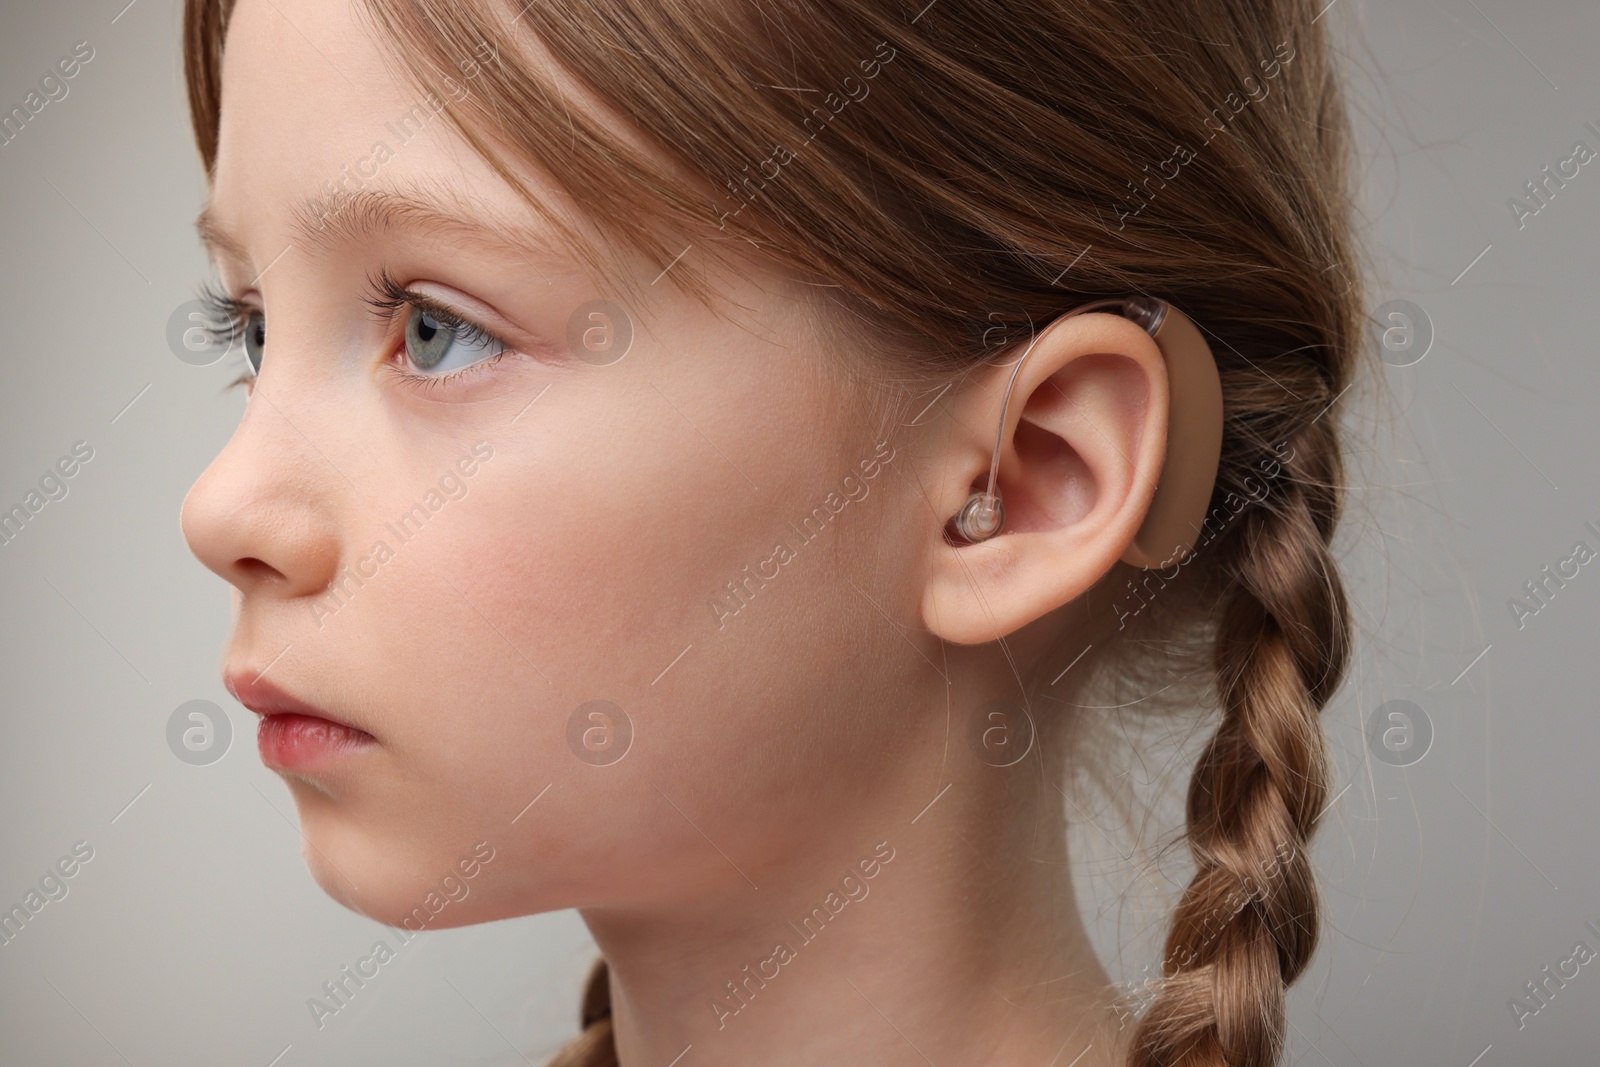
[579,659,1130,1067]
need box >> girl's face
[181,0,944,925]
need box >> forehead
[209,0,575,260]
[204,0,818,337]
[216,0,410,196]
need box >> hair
[183,0,1367,1064]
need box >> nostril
[235,557,287,584]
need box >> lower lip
[257,713,376,772]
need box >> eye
[363,270,511,381]
[243,311,265,376]
[403,304,504,375]
[195,281,262,389]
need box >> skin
[179,1,1181,1064]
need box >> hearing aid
[949,297,1224,570]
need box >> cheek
[304,425,781,903]
[300,339,922,911]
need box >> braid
[1129,404,1354,1066]
[544,956,618,1067]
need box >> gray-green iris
[405,306,452,369]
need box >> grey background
[1,0,1596,1064]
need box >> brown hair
[183,0,1365,1063]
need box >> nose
[180,390,342,602]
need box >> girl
[178,0,1365,1064]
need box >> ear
[919,312,1169,645]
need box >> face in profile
[172,0,1368,1063]
[180,0,951,931]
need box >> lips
[224,671,376,772]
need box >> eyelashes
[196,280,251,343]
[195,281,259,391]
[360,267,510,360]
[193,270,517,393]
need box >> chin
[297,828,507,933]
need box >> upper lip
[224,670,369,735]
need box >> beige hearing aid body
[1121,303,1224,569]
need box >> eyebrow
[194,183,573,275]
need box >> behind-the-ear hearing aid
[949,296,1224,569]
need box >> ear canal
[1120,304,1224,569]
